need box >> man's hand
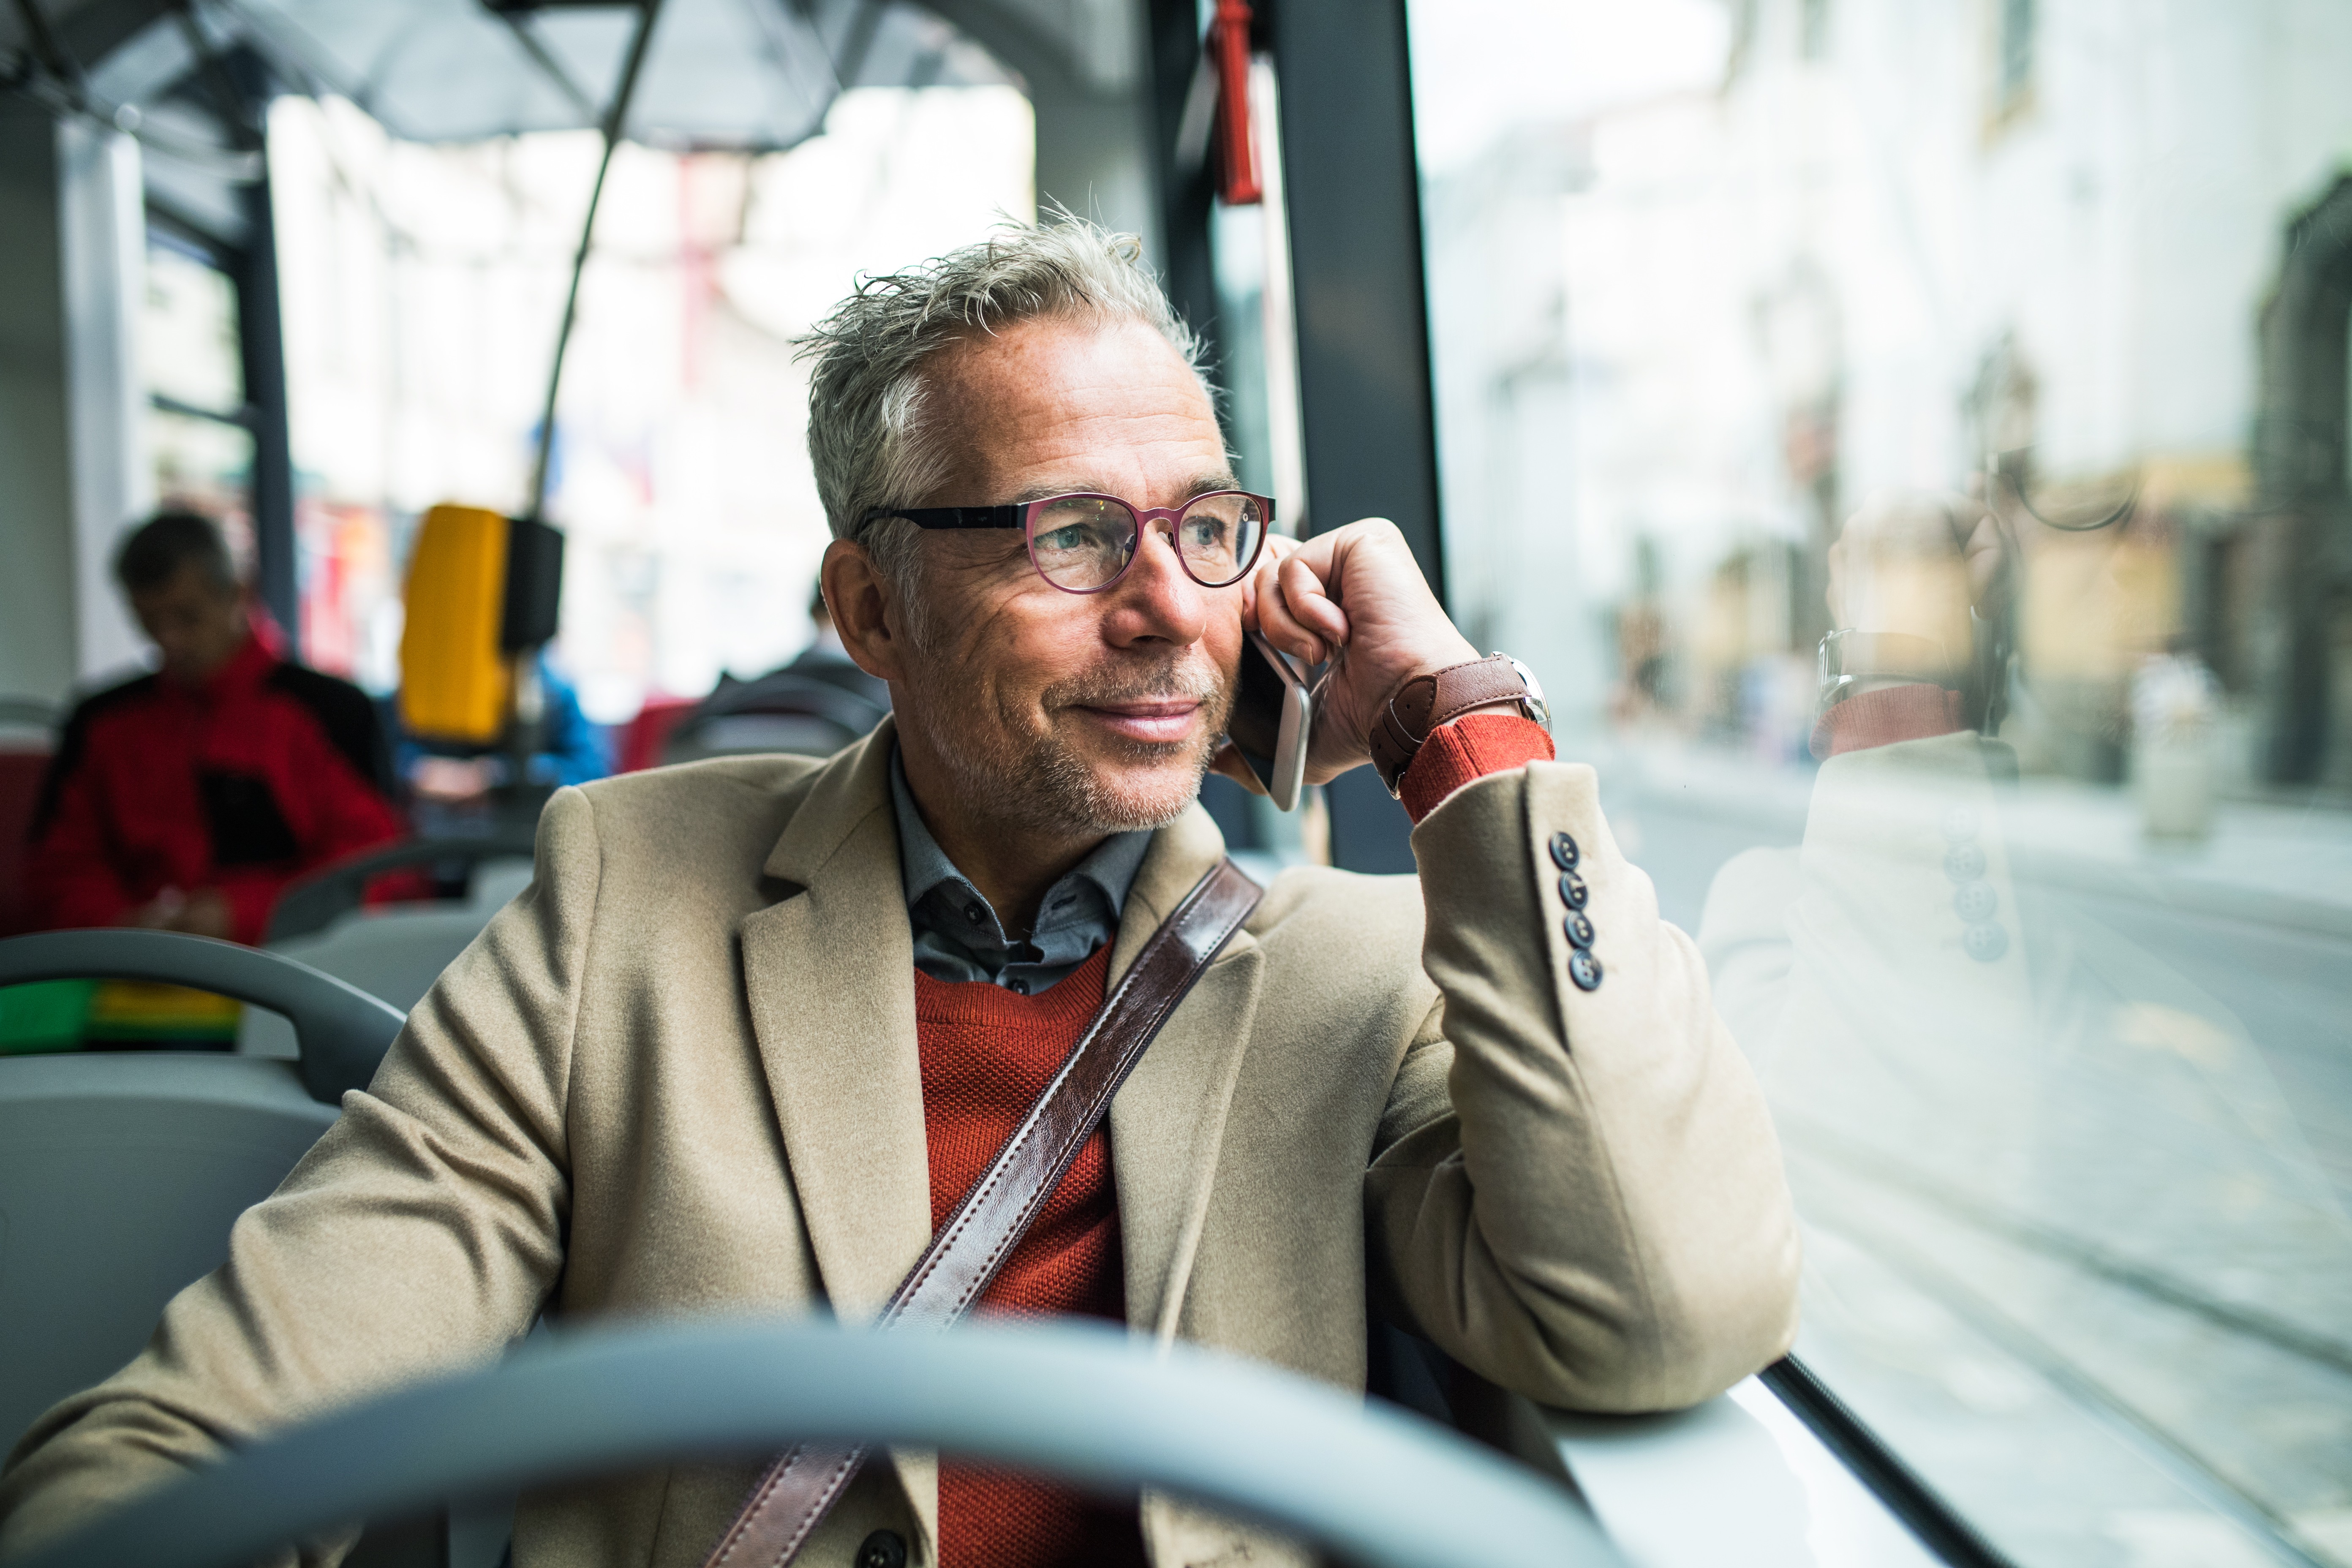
[1828,490,2008,659]
[123,887,234,939]
[1230,518,1487,786]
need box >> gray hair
[796,218,1209,624]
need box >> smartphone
[1226,629,1324,812]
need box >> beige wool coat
[0,721,1799,1567]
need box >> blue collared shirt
[890,747,1152,994]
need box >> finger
[1256,560,1329,664]
[1240,534,1298,632]
[1277,547,1350,653]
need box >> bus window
[265,73,1033,718]
[1408,3,2352,1565]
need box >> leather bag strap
[701,856,1265,1568]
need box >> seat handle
[0,930,406,1104]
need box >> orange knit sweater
[915,945,1147,1568]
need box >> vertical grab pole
[522,0,666,525]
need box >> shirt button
[857,1531,908,1568]
[963,901,985,925]
[1557,871,1590,910]
[1568,949,1604,991]
[1564,912,1595,949]
[1549,831,1581,871]
[1006,977,1029,995]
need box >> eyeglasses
[863,490,1274,595]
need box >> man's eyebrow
[1002,472,1243,506]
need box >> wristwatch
[1814,630,1954,721]
[1368,654,1550,797]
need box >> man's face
[130,564,247,685]
[890,315,1243,836]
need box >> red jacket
[26,632,406,944]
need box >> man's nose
[1104,518,1210,646]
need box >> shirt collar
[888,744,1151,931]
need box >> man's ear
[822,538,910,683]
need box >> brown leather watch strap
[1368,655,1533,796]
[700,856,1264,1568]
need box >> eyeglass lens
[1026,493,1266,592]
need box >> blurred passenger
[788,576,893,708]
[665,582,893,764]
[22,511,405,945]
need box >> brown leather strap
[1368,654,1534,796]
[701,856,1264,1568]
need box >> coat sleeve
[1362,760,1802,1413]
[0,787,605,1560]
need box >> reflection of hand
[1828,490,2007,661]
[1241,519,1489,785]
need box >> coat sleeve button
[1568,949,1604,991]
[1549,830,1581,870]
[1564,911,1596,949]
[1558,871,1590,910]
[857,1530,909,1568]
[1962,921,2009,963]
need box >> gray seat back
[0,1055,339,1449]
[0,930,406,1102]
[241,860,532,1060]
[0,932,407,1452]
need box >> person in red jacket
[24,510,407,945]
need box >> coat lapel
[1108,805,1267,1341]
[738,722,932,1320]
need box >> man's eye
[1036,524,1100,553]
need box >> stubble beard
[906,656,1235,837]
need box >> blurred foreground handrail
[17,1318,1620,1568]
[0,929,404,1102]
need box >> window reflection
[1412,3,2352,1563]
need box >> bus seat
[266,830,539,943]
[0,931,405,1102]
[241,898,517,1060]
[0,931,405,1448]
[0,1053,339,1448]
[662,670,889,764]
[0,696,59,939]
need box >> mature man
[24,511,404,945]
[0,225,1798,1567]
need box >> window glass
[141,233,256,545]
[1410,3,2352,1564]
[266,79,1032,703]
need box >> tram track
[1790,1174,2344,1568]
[1776,1110,2352,1378]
